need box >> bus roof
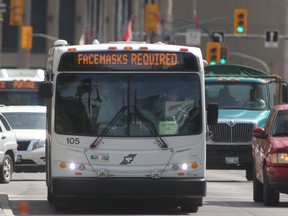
[52,40,202,56]
[0,69,45,81]
[204,64,278,79]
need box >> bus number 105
[66,137,80,145]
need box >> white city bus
[0,69,46,105]
[39,39,218,212]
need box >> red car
[252,104,288,206]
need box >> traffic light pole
[230,51,270,73]
[18,0,31,69]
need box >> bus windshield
[55,73,202,137]
[0,91,46,106]
[205,82,269,110]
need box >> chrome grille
[209,123,254,142]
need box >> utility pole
[18,0,31,68]
[193,0,198,29]
[0,0,5,68]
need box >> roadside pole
[0,0,5,68]
[18,0,31,68]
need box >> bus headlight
[181,163,188,170]
[171,161,200,172]
[69,162,76,170]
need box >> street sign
[211,31,225,43]
[186,28,201,46]
[265,30,279,48]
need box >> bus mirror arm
[281,82,288,103]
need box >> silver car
[0,113,18,183]
[0,106,46,172]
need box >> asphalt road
[1,170,288,215]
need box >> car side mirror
[253,127,268,139]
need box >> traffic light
[234,9,247,35]
[21,26,33,49]
[220,46,228,64]
[206,42,221,65]
[9,0,24,25]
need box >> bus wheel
[0,155,13,183]
[47,187,54,203]
[179,199,199,213]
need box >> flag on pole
[123,17,134,41]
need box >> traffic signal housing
[206,42,221,65]
[220,46,229,64]
[234,9,247,35]
[9,0,24,25]
[21,26,33,49]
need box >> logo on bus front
[120,154,137,165]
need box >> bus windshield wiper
[132,105,168,150]
[90,106,128,149]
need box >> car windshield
[2,112,46,130]
[272,110,288,136]
[205,82,269,110]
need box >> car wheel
[263,165,279,206]
[0,154,13,183]
[253,165,263,202]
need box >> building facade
[0,0,288,80]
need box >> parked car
[252,104,288,206]
[0,106,46,172]
[0,113,18,183]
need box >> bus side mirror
[282,82,288,103]
[207,103,218,125]
[39,81,54,98]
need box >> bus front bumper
[51,177,206,198]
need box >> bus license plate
[90,153,109,162]
[225,157,239,164]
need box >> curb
[0,194,14,216]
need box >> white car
[0,106,46,172]
[0,113,18,183]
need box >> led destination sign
[0,80,36,89]
[77,53,178,66]
[58,51,199,71]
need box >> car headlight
[31,139,45,151]
[270,153,288,164]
